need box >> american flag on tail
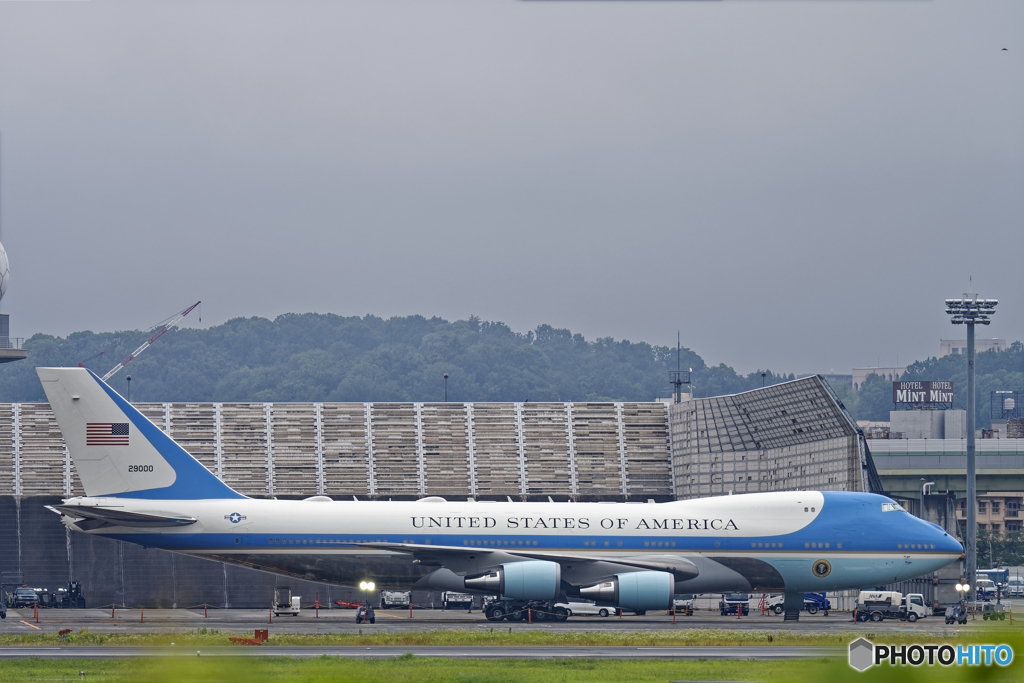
[86,423,129,446]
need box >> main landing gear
[484,600,567,622]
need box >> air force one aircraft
[39,367,962,619]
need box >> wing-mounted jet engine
[464,560,561,600]
[579,571,675,612]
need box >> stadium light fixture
[945,293,997,594]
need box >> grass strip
[1,624,1021,648]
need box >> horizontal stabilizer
[48,505,197,531]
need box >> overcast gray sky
[0,0,1020,375]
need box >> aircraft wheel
[553,606,568,622]
[486,605,506,622]
[598,609,609,618]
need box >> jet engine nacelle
[463,560,561,600]
[579,571,674,611]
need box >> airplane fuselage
[59,490,963,595]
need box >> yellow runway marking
[20,620,42,630]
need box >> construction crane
[99,301,201,382]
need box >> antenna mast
[669,331,691,403]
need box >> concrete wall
[944,411,966,439]
[891,411,944,439]
[889,410,966,439]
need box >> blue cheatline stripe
[100,528,957,555]
[87,369,246,500]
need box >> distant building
[852,366,906,390]
[956,493,1023,535]
[940,338,1006,357]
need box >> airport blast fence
[0,401,672,500]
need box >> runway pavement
[0,645,845,660]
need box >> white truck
[378,590,411,609]
[441,591,475,610]
[855,590,927,623]
[272,586,301,616]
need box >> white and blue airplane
[39,367,962,620]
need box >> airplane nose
[935,529,963,554]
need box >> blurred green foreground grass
[0,650,1020,683]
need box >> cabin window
[881,502,904,512]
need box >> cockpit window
[881,502,905,512]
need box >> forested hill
[0,314,795,404]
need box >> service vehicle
[982,602,1007,621]
[355,604,376,623]
[977,568,1009,586]
[54,581,86,609]
[945,602,968,625]
[673,594,695,615]
[974,578,998,600]
[1006,576,1024,597]
[719,593,750,616]
[378,590,411,609]
[767,592,831,615]
[440,591,474,610]
[272,586,300,616]
[855,590,927,622]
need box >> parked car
[554,601,612,618]
[12,587,39,609]
[1006,577,1024,598]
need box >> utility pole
[945,293,998,595]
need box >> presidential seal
[812,559,832,578]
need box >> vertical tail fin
[37,367,244,500]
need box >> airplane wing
[48,505,198,531]
[356,541,699,581]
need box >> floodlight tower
[945,293,998,593]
